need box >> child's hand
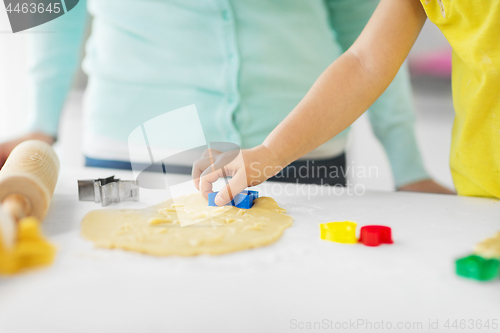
[192,145,283,206]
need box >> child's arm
[195,0,428,205]
[264,0,427,165]
[327,0,438,191]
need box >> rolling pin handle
[2,194,31,223]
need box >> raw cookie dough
[474,232,500,259]
[81,193,293,256]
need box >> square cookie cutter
[78,176,139,207]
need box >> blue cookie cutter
[208,190,259,209]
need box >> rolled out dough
[81,193,293,256]
[474,231,500,259]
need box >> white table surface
[0,166,499,333]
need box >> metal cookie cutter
[78,176,139,207]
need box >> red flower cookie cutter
[359,225,393,247]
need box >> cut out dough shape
[475,231,500,259]
[81,193,293,256]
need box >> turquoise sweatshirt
[26,0,429,187]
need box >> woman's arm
[0,2,88,168]
[0,1,88,168]
[26,0,88,138]
[197,0,428,205]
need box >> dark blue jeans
[85,153,346,186]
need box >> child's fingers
[192,156,212,190]
[202,148,221,158]
[199,168,224,199]
[191,149,222,190]
[214,170,248,206]
[207,150,240,174]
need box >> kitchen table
[0,166,499,333]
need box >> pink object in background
[409,48,452,78]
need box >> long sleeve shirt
[26,0,429,187]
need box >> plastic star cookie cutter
[455,254,500,282]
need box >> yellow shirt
[420,0,500,198]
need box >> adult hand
[0,132,55,169]
[398,179,455,194]
[192,145,285,206]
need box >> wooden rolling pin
[0,140,60,248]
